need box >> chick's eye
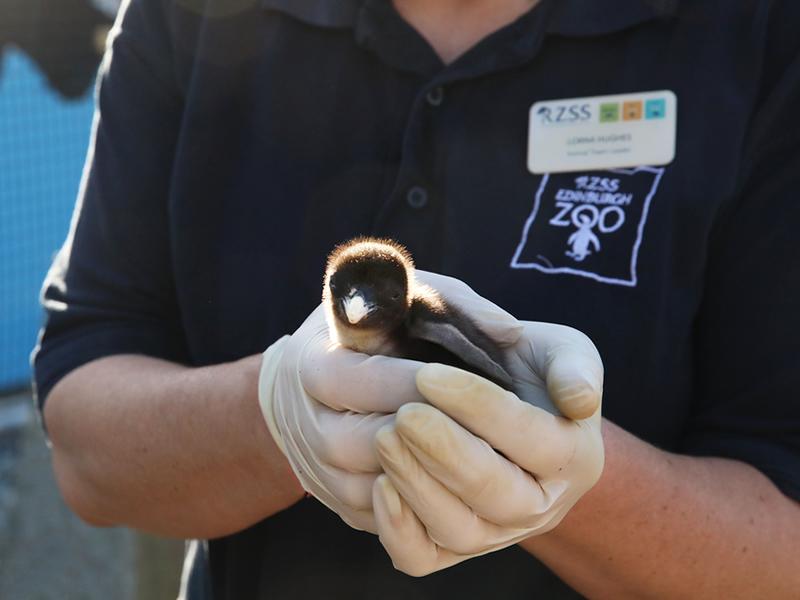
[391,293,401,300]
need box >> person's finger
[415,364,579,477]
[375,424,512,553]
[372,474,465,577]
[306,462,376,516]
[276,407,377,511]
[299,401,391,472]
[332,503,377,535]
[415,271,523,347]
[295,450,377,513]
[299,325,425,413]
[392,403,558,526]
[522,322,603,420]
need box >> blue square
[645,98,666,119]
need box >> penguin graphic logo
[565,210,601,262]
[511,166,665,287]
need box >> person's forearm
[521,420,800,599]
[44,354,304,539]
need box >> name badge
[528,91,677,174]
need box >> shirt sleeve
[32,0,188,409]
[681,2,800,500]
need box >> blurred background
[0,1,183,597]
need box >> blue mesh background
[0,48,95,391]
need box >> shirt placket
[356,0,554,270]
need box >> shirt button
[406,186,429,209]
[426,86,444,107]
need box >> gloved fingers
[372,475,467,577]
[343,509,377,534]
[414,271,523,347]
[376,424,512,554]
[275,405,377,511]
[391,403,559,526]
[522,322,603,420]
[283,422,379,533]
[306,461,377,514]
[416,364,579,478]
[323,499,377,534]
[300,334,425,413]
[303,405,392,473]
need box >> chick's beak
[341,287,375,324]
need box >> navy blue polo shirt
[34,0,800,597]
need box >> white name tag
[528,91,677,174]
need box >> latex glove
[257,307,394,532]
[258,273,522,533]
[372,319,604,576]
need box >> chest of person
[167,2,759,447]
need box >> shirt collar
[260,0,680,34]
[260,0,361,28]
[547,0,679,36]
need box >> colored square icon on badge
[599,103,619,122]
[645,98,666,119]
[623,101,643,121]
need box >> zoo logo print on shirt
[511,166,665,287]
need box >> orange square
[623,101,643,121]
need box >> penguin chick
[323,237,513,390]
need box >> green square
[599,103,620,123]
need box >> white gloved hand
[257,306,395,532]
[258,275,522,533]
[372,290,605,576]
